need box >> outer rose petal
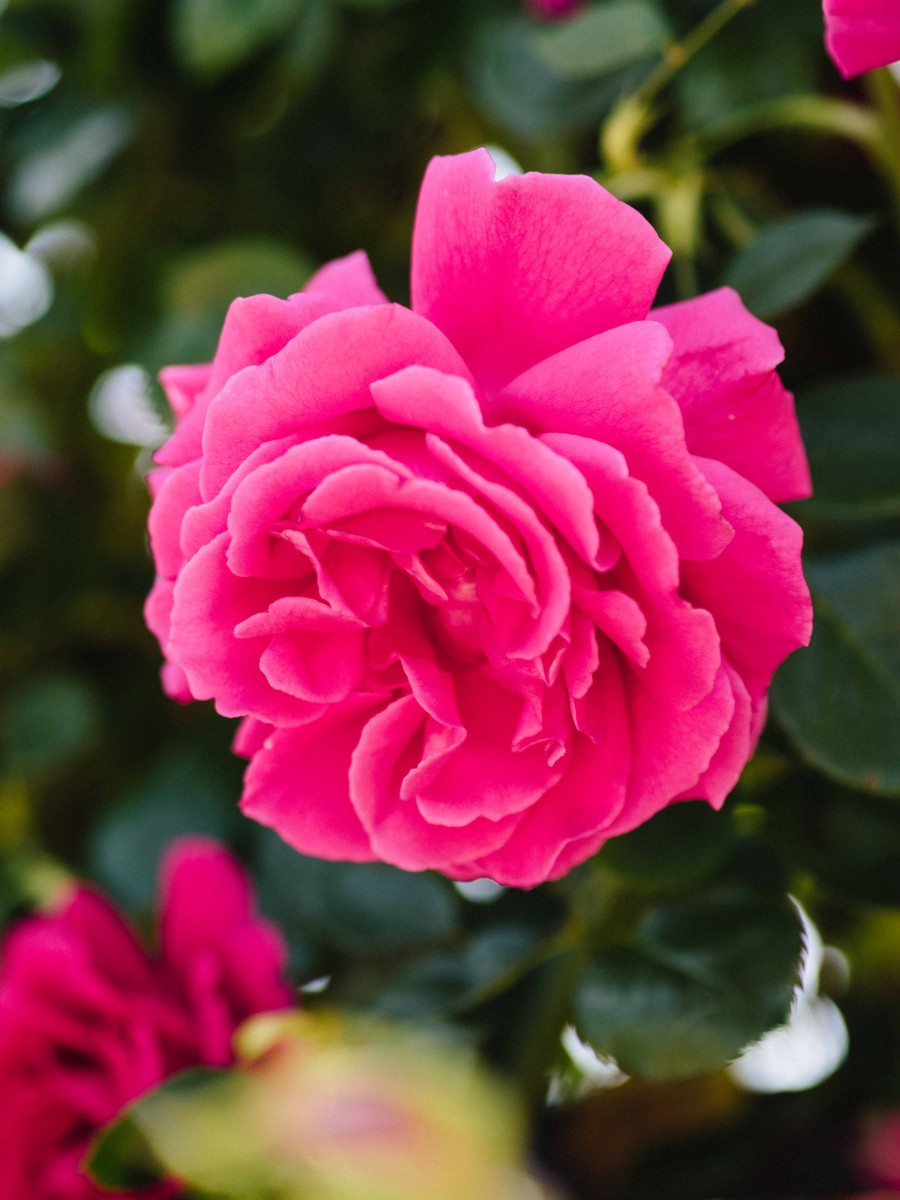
[823,0,900,77]
[653,288,811,503]
[155,252,386,471]
[496,322,733,560]
[683,457,812,703]
[411,149,671,392]
[241,701,381,862]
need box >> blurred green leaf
[599,801,737,894]
[724,211,875,320]
[575,875,802,1080]
[165,238,313,316]
[147,238,313,368]
[377,925,544,1020]
[172,0,304,76]
[88,1069,228,1192]
[772,778,900,908]
[674,2,821,130]
[87,747,242,909]
[341,0,415,9]
[256,828,459,957]
[1,674,99,776]
[534,1,670,80]
[772,545,900,794]
[797,376,900,519]
[7,106,133,223]
[468,16,642,141]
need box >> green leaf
[87,1115,165,1191]
[172,0,305,77]
[255,829,459,957]
[376,925,544,1020]
[533,1,670,81]
[724,211,875,320]
[796,376,900,519]
[1,673,99,776]
[7,106,133,223]
[87,1069,232,1193]
[147,238,313,368]
[772,544,900,794]
[468,16,644,141]
[599,801,737,894]
[87,747,242,910]
[575,876,802,1080]
[771,778,900,909]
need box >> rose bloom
[823,0,900,77]
[146,149,811,889]
[0,838,291,1199]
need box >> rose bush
[146,148,811,888]
[0,838,291,1199]
[823,0,900,77]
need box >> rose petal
[653,288,811,502]
[683,456,812,701]
[823,0,900,77]
[201,305,472,498]
[498,321,733,561]
[241,702,381,862]
[411,148,670,391]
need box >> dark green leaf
[725,211,875,320]
[796,376,900,519]
[87,747,242,909]
[533,1,670,81]
[599,801,736,893]
[468,16,644,141]
[575,881,802,1080]
[87,1115,165,1191]
[256,829,459,957]
[771,778,900,908]
[772,544,900,795]
[376,925,543,1020]
[172,0,305,76]
[1,673,99,775]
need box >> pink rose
[527,0,582,18]
[823,0,900,77]
[859,1111,900,1191]
[0,838,291,1200]
[146,149,812,888]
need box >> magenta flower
[146,149,811,889]
[859,1110,900,1191]
[527,0,582,17]
[0,838,291,1200]
[823,0,900,77]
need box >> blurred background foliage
[1,0,900,1196]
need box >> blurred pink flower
[146,148,811,888]
[823,0,900,77]
[0,838,291,1200]
[859,1110,900,1192]
[527,0,582,17]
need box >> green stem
[865,69,900,238]
[635,0,758,109]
